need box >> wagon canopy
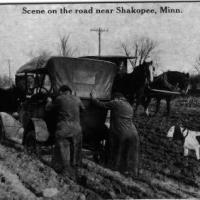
[80,55,136,73]
[46,57,117,99]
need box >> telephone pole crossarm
[90,27,108,56]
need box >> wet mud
[1,96,200,199]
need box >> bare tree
[194,55,200,74]
[121,43,136,67]
[36,50,51,68]
[122,36,158,70]
[57,34,77,57]
[27,49,51,69]
[190,55,200,90]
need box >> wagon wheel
[24,130,40,156]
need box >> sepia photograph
[0,1,200,199]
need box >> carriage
[15,56,117,154]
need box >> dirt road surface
[1,97,200,199]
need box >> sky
[0,2,200,78]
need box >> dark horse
[112,61,154,114]
[144,71,190,115]
[0,85,25,113]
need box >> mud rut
[1,97,200,199]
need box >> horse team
[113,61,190,116]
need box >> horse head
[142,60,155,85]
[173,72,190,94]
[112,60,155,106]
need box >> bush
[190,74,200,90]
[0,75,13,88]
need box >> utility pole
[90,27,108,56]
[8,59,12,86]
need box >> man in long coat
[90,92,140,176]
[46,85,85,176]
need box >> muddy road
[1,97,200,199]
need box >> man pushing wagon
[90,91,140,177]
[46,85,85,178]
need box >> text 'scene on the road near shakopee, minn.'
[22,6,183,15]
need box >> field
[0,96,200,199]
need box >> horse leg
[134,101,139,115]
[155,98,161,114]
[166,97,171,115]
[143,96,151,116]
[133,94,140,115]
[134,89,146,115]
[93,139,101,163]
[134,95,143,115]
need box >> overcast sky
[0,2,200,78]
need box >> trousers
[52,133,82,172]
[110,132,139,176]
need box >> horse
[0,85,25,113]
[144,71,190,115]
[112,61,155,115]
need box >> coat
[92,97,140,175]
[46,93,85,139]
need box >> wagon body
[15,57,117,149]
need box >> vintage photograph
[0,1,200,199]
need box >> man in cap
[46,85,85,177]
[90,92,140,176]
